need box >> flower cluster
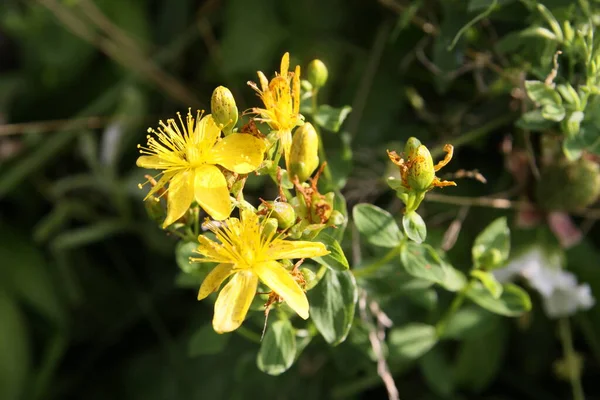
[136,53,341,333]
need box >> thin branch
[424,192,600,219]
[358,290,399,400]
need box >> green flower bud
[258,201,297,229]
[535,157,600,211]
[562,111,584,138]
[211,86,238,134]
[143,195,165,224]
[300,267,319,290]
[310,192,334,223]
[307,59,328,89]
[404,137,422,158]
[406,145,436,192]
[477,248,504,270]
[289,123,319,182]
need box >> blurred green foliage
[1,0,600,399]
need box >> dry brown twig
[358,290,399,400]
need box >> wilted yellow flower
[248,52,304,168]
[137,110,266,227]
[193,209,329,333]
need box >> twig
[358,290,399,400]
[441,205,470,251]
[424,192,600,219]
[377,0,438,35]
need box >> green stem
[435,280,474,337]
[235,325,262,344]
[429,114,516,158]
[558,317,585,400]
[352,246,402,278]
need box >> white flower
[494,246,595,318]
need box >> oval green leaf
[308,269,358,345]
[352,203,403,248]
[402,211,427,243]
[466,282,531,317]
[257,319,297,376]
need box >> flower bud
[289,123,319,182]
[211,86,238,134]
[300,267,319,290]
[406,145,436,192]
[310,192,334,223]
[307,59,328,89]
[259,201,297,229]
[404,137,422,158]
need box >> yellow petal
[253,260,309,319]
[136,155,167,169]
[193,114,221,149]
[280,129,292,170]
[207,133,266,174]
[193,235,231,264]
[197,263,234,300]
[212,270,258,333]
[194,165,231,220]
[162,170,194,228]
[266,239,329,260]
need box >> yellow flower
[248,52,304,168]
[137,110,266,227]
[193,209,329,333]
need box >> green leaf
[188,324,230,357]
[466,282,531,316]
[472,217,510,270]
[563,133,584,161]
[0,290,29,400]
[419,347,456,397]
[454,320,507,392]
[524,80,562,106]
[313,105,352,133]
[352,204,403,248]
[308,269,358,345]
[256,319,296,376]
[556,83,581,108]
[542,103,566,121]
[400,242,450,286]
[470,270,503,299]
[313,233,349,271]
[388,323,437,361]
[516,109,555,131]
[402,211,427,243]
[442,306,500,340]
[0,231,64,325]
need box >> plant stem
[429,114,515,158]
[435,280,473,337]
[352,246,402,278]
[236,325,262,344]
[558,317,585,400]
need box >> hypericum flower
[248,52,304,168]
[193,209,329,333]
[137,110,266,227]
